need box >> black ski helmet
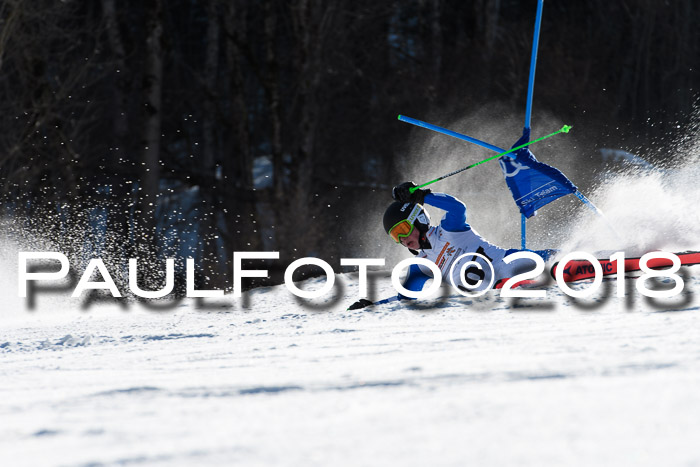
[383,201,431,237]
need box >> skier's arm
[423,192,469,232]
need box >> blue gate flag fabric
[499,133,577,218]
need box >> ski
[550,251,700,283]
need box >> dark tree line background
[0,0,698,290]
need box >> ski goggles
[388,219,414,244]
[388,204,423,243]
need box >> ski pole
[409,125,572,193]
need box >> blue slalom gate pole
[575,191,625,242]
[524,0,544,131]
[398,115,505,154]
[574,191,601,215]
[521,0,545,249]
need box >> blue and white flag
[499,145,577,218]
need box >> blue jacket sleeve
[423,193,470,232]
[398,264,432,300]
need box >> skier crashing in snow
[347,183,557,310]
[348,133,560,311]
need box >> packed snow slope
[2,131,700,466]
[2,263,700,467]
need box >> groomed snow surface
[2,267,700,467]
